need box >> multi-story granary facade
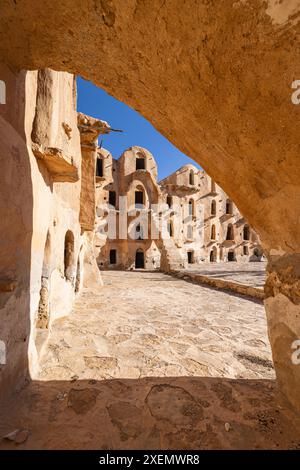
[95,147,263,271]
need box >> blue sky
[77,77,201,180]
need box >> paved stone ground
[38,271,273,381]
[2,271,300,450]
[182,262,266,288]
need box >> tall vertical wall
[0,68,101,402]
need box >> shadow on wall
[0,69,33,402]
[0,376,300,450]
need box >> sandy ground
[1,270,300,450]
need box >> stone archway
[0,1,300,412]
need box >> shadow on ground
[1,376,300,450]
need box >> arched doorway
[210,247,217,262]
[243,224,250,241]
[135,187,144,208]
[226,224,234,241]
[211,224,216,240]
[226,200,233,215]
[166,195,172,208]
[187,250,194,264]
[135,249,144,269]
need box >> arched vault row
[1,0,300,411]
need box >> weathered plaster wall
[0,69,102,400]
[24,70,84,377]
[0,66,33,402]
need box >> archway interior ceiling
[1,0,300,252]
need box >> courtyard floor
[38,270,272,381]
[1,270,300,450]
[182,261,267,288]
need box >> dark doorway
[135,190,144,207]
[135,250,144,269]
[226,200,233,215]
[210,248,217,262]
[228,251,235,262]
[136,157,145,170]
[96,158,103,177]
[187,251,194,264]
[243,225,250,240]
[109,191,116,207]
[226,224,234,240]
[167,195,172,208]
[109,249,117,265]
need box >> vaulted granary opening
[135,189,144,208]
[136,152,145,170]
[135,249,144,269]
[96,157,103,177]
[211,200,216,216]
[243,224,250,241]
[226,199,233,215]
[109,249,117,265]
[109,190,116,207]
[187,250,194,264]
[226,224,234,241]
[167,220,173,237]
[210,247,217,262]
[211,224,216,240]
[1,0,300,451]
